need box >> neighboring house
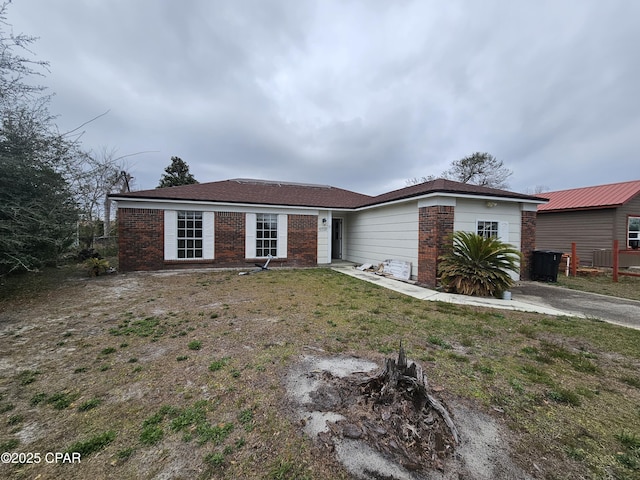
[109,178,546,286]
[536,180,640,267]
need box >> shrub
[85,257,110,277]
[438,231,522,297]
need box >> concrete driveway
[509,281,640,331]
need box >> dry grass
[556,271,640,301]
[1,266,639,479]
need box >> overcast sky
[8,0,640,195]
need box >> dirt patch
[286,354,532,480]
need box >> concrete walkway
[332,266,576,317]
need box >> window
[245,213,287,259]
[256,213,278,257]
[477,220,499,239]
[629,216,640,249]
[177,211,203,258]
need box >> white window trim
[277,214,288,258]
[628,216,640,249]
[476,219,509,242]
[245,213,287,259]
[164,210,177,260]
[164,210,214,260]
[245,213,256,258]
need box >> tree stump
[310,344,460,474]
[359,343,459,446]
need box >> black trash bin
[531,250,563,282]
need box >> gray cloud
[9,0,639,195]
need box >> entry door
[332,218,343,260]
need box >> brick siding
[287,214,318,266]
[418,205,454,286]
[520,210,537,280]
[117,209,317,271]
[117,208,164,272]
[214,212,246,266]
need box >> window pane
[176,210,204,259]
[255,213,278,257]
[630,217,640,249]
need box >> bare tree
[68,147,141,247]
[0,1,48,106]
[407,152,512,189]
[442,152,512,189]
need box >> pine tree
[157,156,198,188]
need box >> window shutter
[277,214,288,258]
[498,222,509,243]
[164,210,177,260]
[245,213,256,258]
[203,212,215,259]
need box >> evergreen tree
[0,3,79,276]
[157,156,198,188]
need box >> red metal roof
[537,180,640,212]
[111,178,545,208]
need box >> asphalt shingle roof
[537,180,640,212]
[111,177,545,209]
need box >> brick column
[117,208,164,272]
[520,210,536,280]
[418,205,454,287]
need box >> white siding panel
[203,211,215,259]
[454,199,522,251]
[164,210,177,260]
[498,221,509,243]
[346,202,419,278]
[453,199,522,280]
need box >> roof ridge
[229,178,333,189]
[544,179,640,194]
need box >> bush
[438,231,521,297]
[84,257,110,277]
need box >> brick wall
[418,205,454,286]
[118,209,318,272]
[520,210,537,280]
[287,214,318,266]
[117,208,164,272]
[214,212,246,266]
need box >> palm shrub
[438,231,522,297]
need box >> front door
[332,218,343,260]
